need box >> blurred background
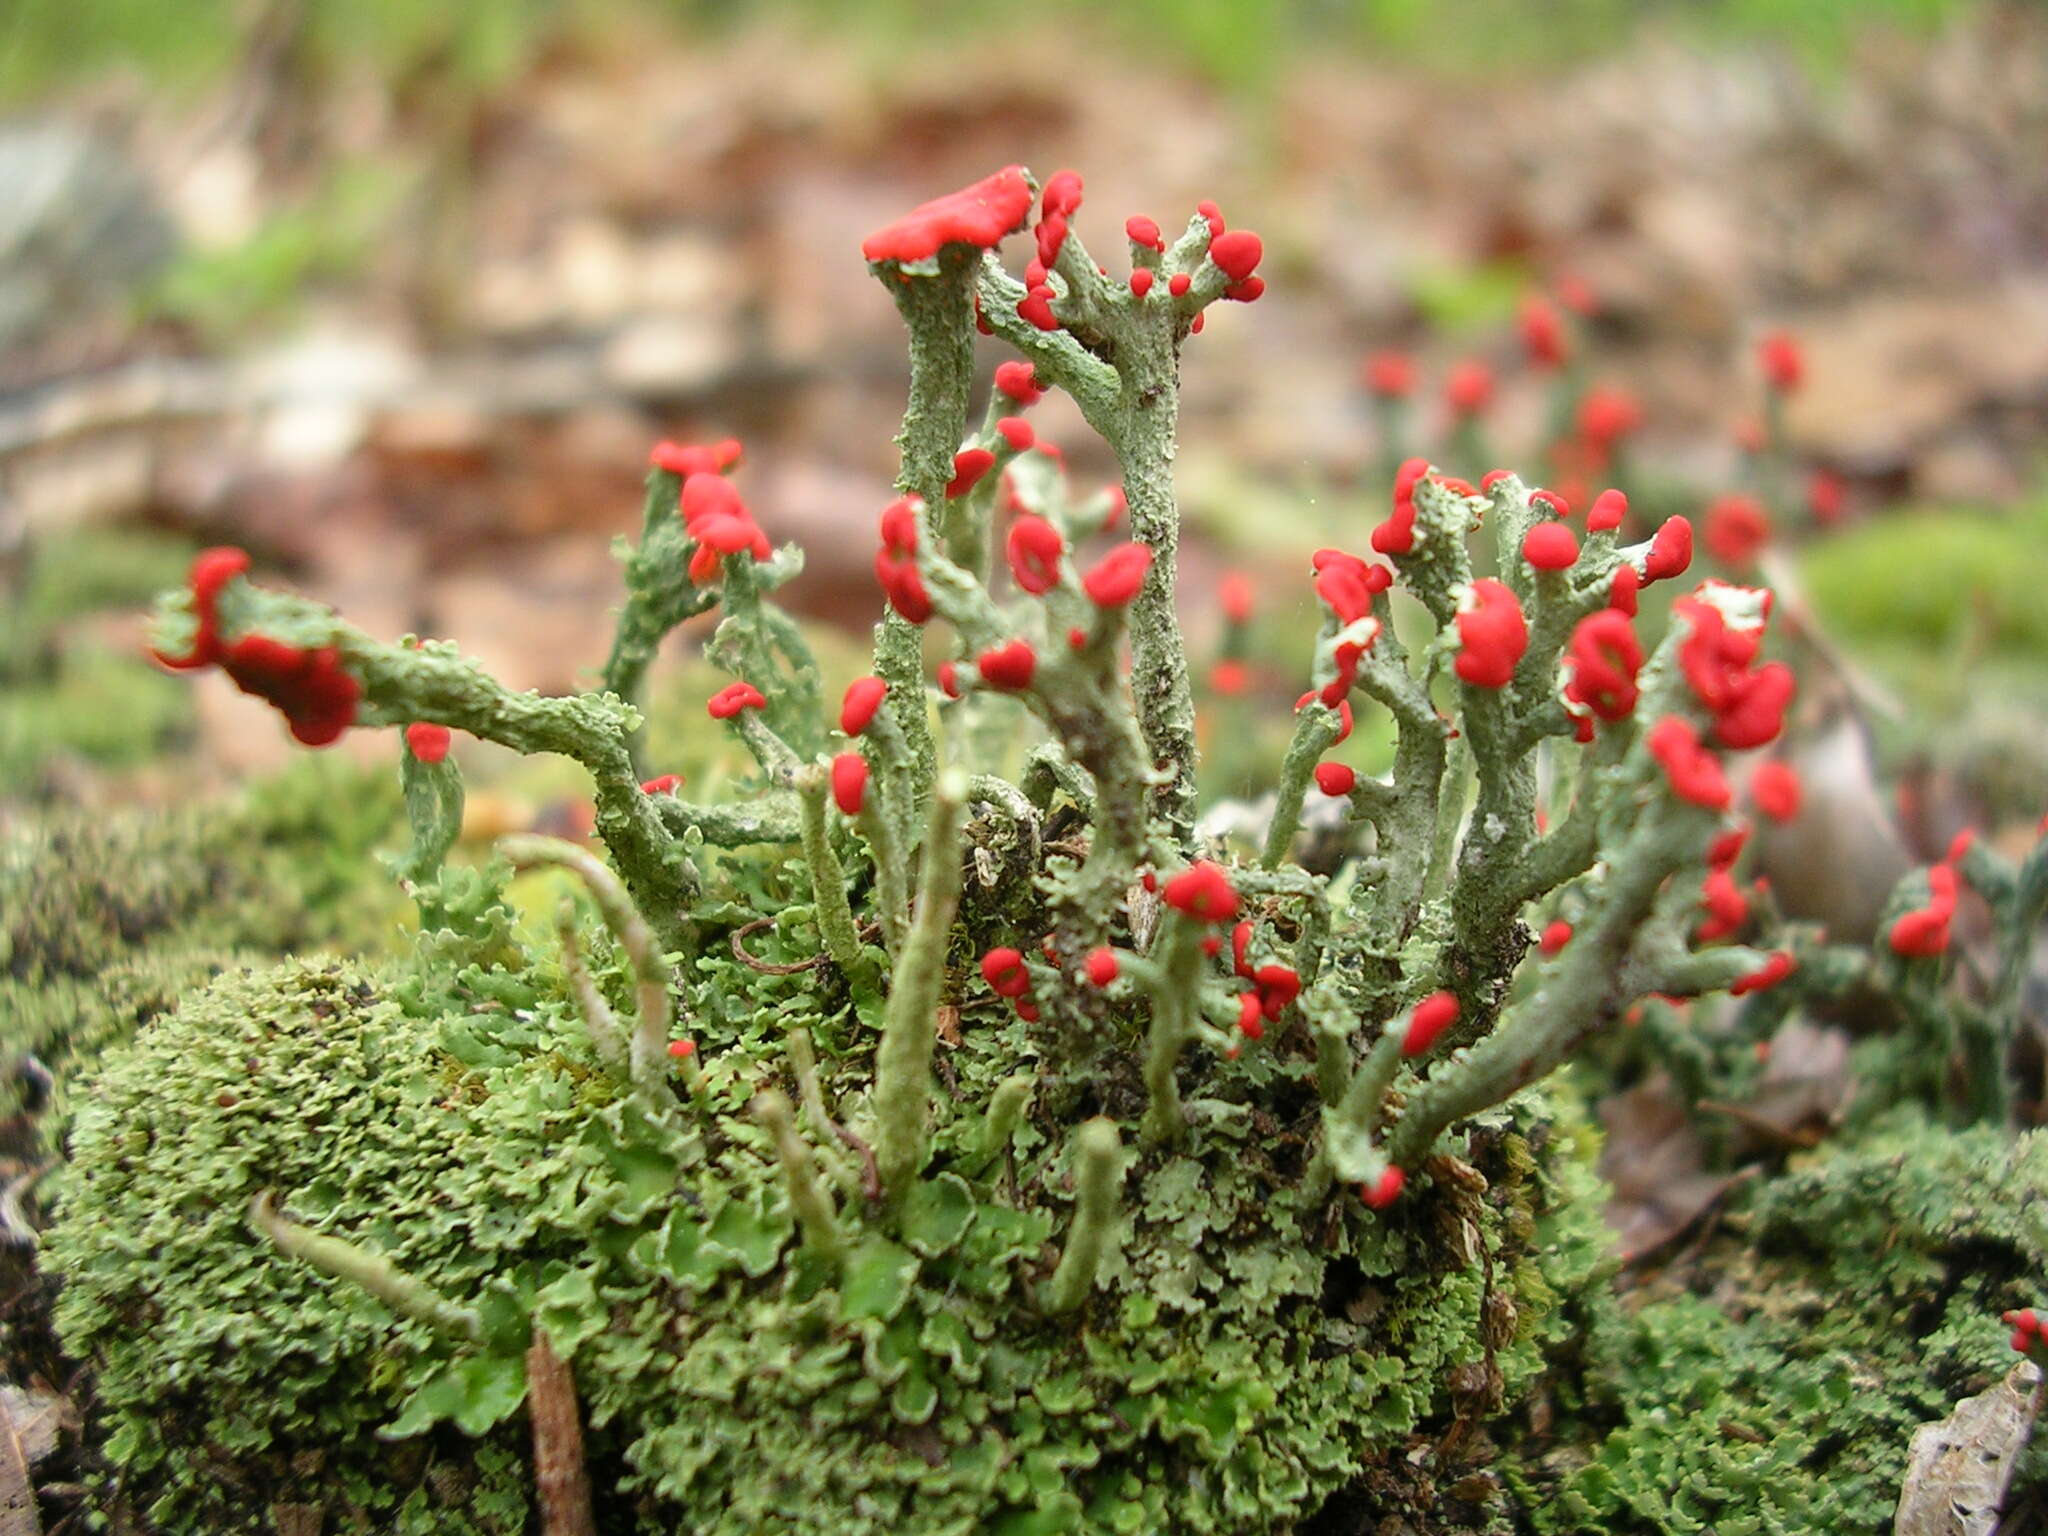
[4,0,2047,815]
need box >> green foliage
[1509,1115,2048,1534]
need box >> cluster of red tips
[1445,361,1494,419]
[1519,295,1569,369]
[981,946,1040,1022]
[639,773,682,796]
[405,722,452,764]
[1363,351,1414,399]
[948,448,997,499]
[861,164,1035,265]
[875,495,932,623]
[1206,229,1265,302]
[994,360,1044,407]
[1704,494,1771,569]
[707,681,767,720]
[1576,387,1644,453]
[1083,947,1120,987]
[679,470,772,583]
[1539,920,1573,957]
[1674,592,1794,750]
[1643,517,1694,583]
[1294,692,1355,743]
[1359,1166,1406,1210]
[1758,330,1804,394]
[995,417,1035,453]
[1313,548,1391,626]
[153,547,363,746]
[976,639,1037,692]
[1226,922,1299,1039]
[830,752,869,815]
[1035,169,1084,270]
[1587,488,1627,534]
[650,438,742,478]
[1082,543,1153,608]
[1647,716,1732,811]
[1315,762,1357,797]
[1162,860,1239,924]
[2005,1308,2043,1355]
[1125,214,1164,253]
[1563,609,1644,728]
[1402,991,1460,1057]
[1750,760,1802,822]
[1522,520,1580,572]
[1371,457,1430,557]
[1890,862,1960,958]
[1452,579,1529,689]
[840,676,888,737]
[1697,865,1751,943]
[1006,515,1065,595]
[1730,950,1796,996]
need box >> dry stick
[525,1332,597,1536]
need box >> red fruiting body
[1196,199,1224,237]
[1315,761,1357,797]
[1359,1167,1406,1210]
[830,752,869,816]
[1224,276,1265,303]
[1730,951,1796,996]
[1035,214,1069,270]
[1609,564,1641,616]
[1220,571,1255,624]
[976,639,1037,692]
[1371,457,1431,557]
[1562,609,1644,722]
[1808,469,1847,525]
[707,681,768,719]
[153,546,252,670]
[1018,287,1059,331]
[1576,386,1643,448]
[1016,1002,1042,1023]
[1313,549,1390,625]
[1587,488,1628,533]
[1253,963,1300,1023]
[1129,269,1154,297]
[1758,330,1804,393]
[1673,595,1794,750]
[1946,828,1976,865]
[1890,863,1959,958]
[862,165,1034,264]
[1481,469,1512,492]
[1644,517,1693,582]
[1363,351,1414,399]
[1697,868,1750,942]
[405,722,452,764]
[1167,273,1192,298]
[1231,920,1255,978]
[1067,627,1088,651]
[948,448,997,498]
[639,773,682,795]
[1201,936,1223,958]
[1751,761,1802,822]
[1707,825,1750,870]
[1084,948,1120,987]
[1445,361,1494,417]
[1527,488,1569,520]
[1125,215,1165,252]
[937,661,961,699]
[667,1039,697,1060]
[1082,543,1154,608]
[995,360,1044,406]
[1162,860,1239,924]
[1403,991,1460,1057]
[1453,579,1528,689]
[1041,170,1083,220]
[1208,229,1263,282]
[1295,692,1356,743]
[1522,521,1580,572]
[1100,483,1126,527]
[650,438,743,478]
[1647,716,1731,810]
[1006,515,1066,595]
[1519,295,1568,369]
[996,416,1035,452]
[840,676,887,736]
[1210,659,1248,695]
[1236,991,1266,1040]
[982,947,1032,999]
[2006,1309,2043,1354]
[1705,494,1771,567]
[1539,919,1573,957]
[875,494,932,623]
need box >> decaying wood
[0,1388,42,1536]
[1895,1360,2041,1536]
[527,1333,596,1536]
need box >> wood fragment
[527,1333,597,1536]
[1895,1361,2041,1536]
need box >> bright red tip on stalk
[1314,548,1390,624]
[1445,361,1494,418]
[1481,469,1512,492]
[875,494,932,623]
[1372,457,1431,556]
[707,681,768,719]
[982,947,1032,998]
[840,676,887,736]
[1018,286,1059,331]
[1315,762,1357,797]
[1210,659,1249,695]
[1294,692,1356,743]
[1705,494,1771,568]
[2006,1309,2043,1354]
[862,165,1035,264]
[976,639,1037,692]
[830,752,869,816]
[1563,609,1644,722]
[937,661,962,699]
[1808,469,1846,526]
[1224,276,1265,303]
[1609,564,1641,616]
[1125,214,1165,252]
[1196,200,1225,237]
[948,448,997,498]
[1577,386,1643,449]
[1099,483,1125,527]
[1526,488,1568,520]
[1751,761,1802,822]
[1644,517,1693,582]
[1707,825,1750,870]
[1364,351,1415,399]
[1006,515,1065,595]
[1403,991,1460,1057]
[1522,521,1580,572]
[405,722,452,764]
[1674,593,1793,750]
[1208,229,1263,282]
[203,629,361,747]
[1220,571,1255,625]
[994,360,1045,406]
[153,546,253,670]
[1697,868,1750,942]
[1236,991,1266,1040]
[1129,268,1154,297]
[1758,330,1804,393]
[1730,950,1796,996]
[668,1038,697,1060]
[1519,295,1569,369]
[1084,947,1120,987]
[1539,919,1573,956]
[1453,579,1528,689]
[1253,963,1301,1023]
[1083,543,1153,608]
[996,416,1035,453]
[1162,860,1239,924]
[651,438,743,478]
[639,773,681,795]
[1647,716,1731,810]
[1587,488,1628,533]
[1946,828,1976,865]
[1359,1166,1406,1210]
[1230,920,1255,978]
[1167,273,1192,298]
[1890,863,1959,957]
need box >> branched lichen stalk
[248,1190,479,1340]
[753,1090,844,1259]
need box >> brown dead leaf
[1597,1075,1741,1263]
[1895,1361,2041,1536]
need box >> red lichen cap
[154,546,253,670]
[1445,361,1494,417]
[650,438,742,478]
[1644,517,1694,583]
[1315,761,1357,797]
[830,752,869,816]
[1562,609,1644,723]
[981,947,1032,999]
[1519,295,1568,369]
[948,448,998,499]
[840,676,888,737]
[1363,351,1414,399]
[1587,488,1628,534]
[1576,386,1643,448]
[1006,515,1066,595]
[1758,330,1804,393]
[1704,494,1771,568]
[1208,229,1263,282]
[1082,543,1154,608]
[1359,1166,1406,1210]
[1729,950,1795,996]
[707,681,768,719]
[405,722,452,764]
[1162,860,1239,924]
[1125,214,1165,253]
[1522,521,1580,572]
[1750,760,1802,823]
[640,773,682,795]
[1539,919,1573,957]
[1452,579,1528,689]
[1402,991,1460,1057]
[1890,863,1959,958]
[1084,947,1120,987]
[976,639,1037,692]
[1646,716,1731,810]
[862,165,1035,264]
[995,360,1044,406]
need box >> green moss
[1507,1114,2048,1534]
